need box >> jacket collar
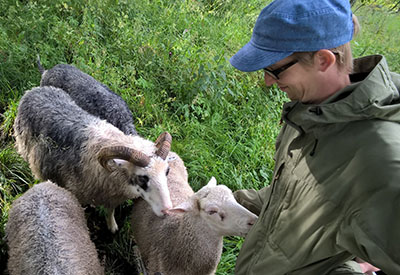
[282,55,400,137]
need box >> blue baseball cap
[230,0,354,72]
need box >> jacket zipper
[265,163,285,235]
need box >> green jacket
[234,55,400,275]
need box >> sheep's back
[40,64,137,135]
[13,87,96,186]
[15,86,95,146]
[6,181,104,275]
[165,152,194,205]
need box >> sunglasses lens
[264,70,278,80]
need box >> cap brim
[229,40,293,72]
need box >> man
[230,0,400,274]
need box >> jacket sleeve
[337,190,400,275]
[234,185,272,216]
[390,72,400,95]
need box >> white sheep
[131,152,258,275]
[13,86,173,233]
[6,181,104,275]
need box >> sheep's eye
[207,210,225,221]
[166,167,170,176]
[207,210,218,215]
[135,175,149,190]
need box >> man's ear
[315,49,336,72]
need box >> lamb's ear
[206,176,217,187]
[168,201,193,213]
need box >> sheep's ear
[106,159,129,171]
[168,201,193,213]
[206,176,217,187]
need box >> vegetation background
[0,0,399,274]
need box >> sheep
[6,181,104,275]
[36,59,257,274]
[13,86,173,233]
[130,152,258,275]
[37,57,137,136]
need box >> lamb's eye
[135,175,149,190]
[207,210,218,215]
[207,209,224,221]
[166,167,170,176]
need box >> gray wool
[14,86,95,187]
[13,86,148,209]
[39,62,137,136]
[6,181,104,275]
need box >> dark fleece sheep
[38,58,137,136]
[13,86,173,233]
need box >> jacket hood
[283,55,400,136]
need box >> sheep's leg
[106,207,118,233]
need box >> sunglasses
[263,60,298,80]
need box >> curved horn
[155,132,172,160]
[97,146,151,171]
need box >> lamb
[13,86,173,233]
[131,152,258,275]
[6,181,104,275]
[37,57,137,136]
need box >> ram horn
[97,146,151,171]
[154,132,172,160]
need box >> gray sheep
[13,86,173,233]
[6,181,104,275]
[131,152,258,275]
[37,57,137,136]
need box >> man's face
[263,56,319,103]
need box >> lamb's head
[171,177,258,237]
[97,132,173,217]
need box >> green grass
[352,3,400,71]
[0,0,399,274]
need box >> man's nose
[264,72,277,86]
